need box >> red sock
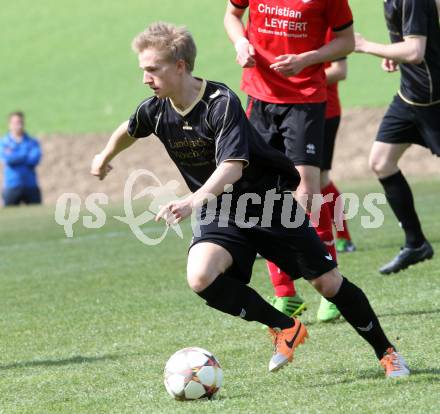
[266,193,337,297]
[266,261,296,297]
[309,202,337,261]
[322,181,352,241]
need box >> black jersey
[127,79,300,195]
[384,0,440,105]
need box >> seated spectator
[0,111,42,206]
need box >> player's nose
[143,72,153,85]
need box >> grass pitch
[1,0,397,134]
[0,179,439,413]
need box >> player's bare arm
[224,2,256,68]
[156,160,244,225]
[90,120,136,180]
[354,33,427,65]
[325,59,347,86]
[270,26,354,77]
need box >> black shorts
[321,116,340,171]
[246,97,326,167]
[189,195,336,284]
[377,94,440,156]
[2,186,42,206]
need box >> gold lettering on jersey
[168,136,213,166]
[169,137,207,149]
[173,148,213,160]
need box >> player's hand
[382,58,399,72]
[155,197,193,225]
[235,37,256,68]
[90,153,113,180]
[354,33,369,53]
[270,54,308,77]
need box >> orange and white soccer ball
[164,347,223,400]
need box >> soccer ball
[164,347,223,401]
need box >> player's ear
[176,59,188,74]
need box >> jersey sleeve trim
[403,34,428,38]
[332,20,353,32]
[214,91,232,166]
[332,56,347,63]
[213,89,251,167]
[219,158,250,168]
[127,97,155,138]
[230,0,248,9]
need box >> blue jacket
[0,133,42,188]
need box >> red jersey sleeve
[326,0,353,32]
[230,0,249,9]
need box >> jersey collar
[168,79,207,117]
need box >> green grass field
[1,0,398,134]
[1,2,438,412]
[1,179,439,413]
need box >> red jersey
[324,28,342,119]
[230,0,353,104]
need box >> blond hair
[132,22,197,72]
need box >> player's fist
[155,197,193,225]
[382,58,399,73]
[270,54,308,77]
[90,153,113,180]
[235,37,256,68]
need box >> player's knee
[369,154,393,177]
[310,268,342,298]
[369,156,382,176]
[186,269,217,293]
[187,271,208,292]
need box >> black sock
[379,171,425,248]
[326,277,393,359]
[197,274,294,329]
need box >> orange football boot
[268,318,308,372]
[380,347,410,378]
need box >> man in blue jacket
[0,112,42,206]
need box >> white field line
[0,227,162,251]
